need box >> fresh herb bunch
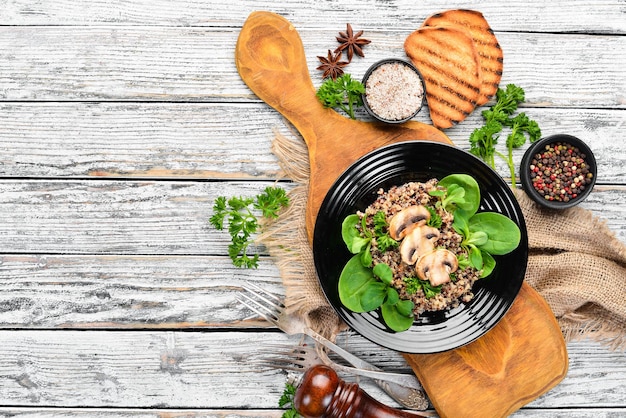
[278,382,302,418]
[316,73,365,119]
[404,276,442,299]
[209,186,289,268]
[469,84,541,187]
[503,112,541,186]
[372,211,399,253]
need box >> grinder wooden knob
[294,364,423,418]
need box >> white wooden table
[0,1,625,416]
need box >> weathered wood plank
[0,181,623,255]
[0,28,624,107]
[0,408,624,418]
[0,330,286,408]
[0,1,622,416]
[0,103,624,183]
[1,0,624,34]
[0,180,284,254]
[0,103,283,180]
[0,410,290,418]
[0,254,284,328]
[0,330,622,409]
[513,411,626,418]
[5,239,626,331]
[0,26,235,101]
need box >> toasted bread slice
[423,9,503,105]
[404,26,481,129]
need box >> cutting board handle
[235,11,328,144]
[236,12,451,240]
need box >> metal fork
[256,342,329,371]
[237,282,429,410]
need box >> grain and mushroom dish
[365,179,477,313]
[339,174,521,332]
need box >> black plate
[313,141,528,353]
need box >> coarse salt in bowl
[362,58,426,124]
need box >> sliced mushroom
[388,205,431,241]
[415,249,459,287]
[399,225,440,265]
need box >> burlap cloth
[259,127,626,350]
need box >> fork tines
[254,343,316,372]
[236,281,284,324]
[243,281,285,305]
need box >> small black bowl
[520,134,597,209]
[361,58,426,124]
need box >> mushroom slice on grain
[399,225,440,265]
[415,249,459,287]
[388,205,431,241]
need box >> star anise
[316,49,349,80]
[335,23,371,62]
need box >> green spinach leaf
[469,245,483,270]
[452,209,470,237]
[386,286,400,305]
[361,241,373,267]
[359,281,388,311]
[381,299,414,332]
[438,174,481,215]
[395,299,415,317]
[468,212,521,255]
[465,230,488,247]
[373,263,393,285]
[480,251,496,278]
[338,254,383,312]
[342,214,370,254]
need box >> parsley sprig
[404,276,442,299]
[503,112,541,186]
[316,73,365,119]
[372,211,399,252]
[278,382,302,418]
[469,84,541,187]
[209,186,289,268]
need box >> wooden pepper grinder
[294,365,428,418]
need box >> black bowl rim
[313,140,528,353]
[520,134,597,209]
[361,58,426,124]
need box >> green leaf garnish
[316,73,365,119]
[210,187,289,268]
[469,83,541,187]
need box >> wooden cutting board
[236,11,568,417]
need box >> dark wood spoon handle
[294,364,425,418]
